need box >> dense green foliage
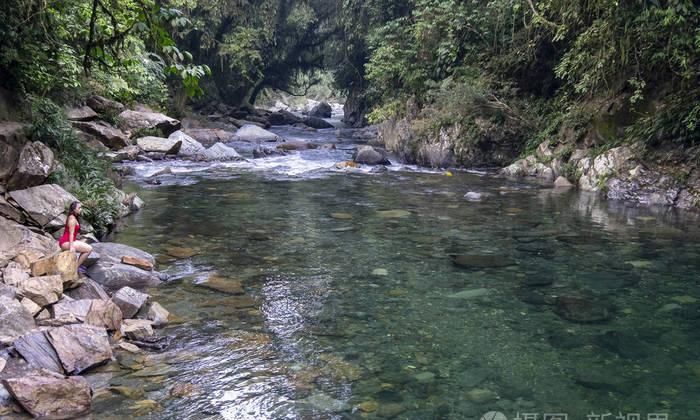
[346,0,700,154]
[29,98,121,234]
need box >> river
[91,122,700,419]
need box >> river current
[91,122,700,420]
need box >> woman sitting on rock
[58,201,93,274]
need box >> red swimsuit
[58,217,80,247]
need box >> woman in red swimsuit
[59,201,93,273]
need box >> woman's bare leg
[71,241,93,267]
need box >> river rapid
[92,121,700,420]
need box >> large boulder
[112,286,149,318]
[183,128,235,147]
[65,277,109,300]
[197,142,244,162]
[31,251,79,286]
[118,109,181,137]
[72,120,130,150]
[269,110,302,126]
[168,130,205,157]
[46,324,113,374]
[14,330,63,373]
[8,184,77,229]
[577,146,636,192]
[86,95,124,114]
[7,141,56,191]
[0,122,27,184]
[232,124,283,142]
[0,217,56,264]
[66,106,98,121]
[86,242,161,290]
[0,295,35,342]
[136,136,182,154]
[17,275,63,307]
[501,155,556,182]
[3,375,92,419]
[303,116,334,129]
[353,146,391,165]
[309,102,332,118]
[85,299,123,331]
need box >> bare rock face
[112,287,149,318]
[17,275,63,307]
[46,324,113,374]
[30,251,78,286]
[0,295,35,342]
[7,141,56,191]
[0,217,57,264]
[8,184,78,228]
[66,106,98,121]
[86,95,124,114]
[136,136,182,154]
[73,120,130,150]
[3,374,92,419]
[120,319,154,340]
[118,109,181,137]
[85,299,123,331]
[13,330,63,373]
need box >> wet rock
[7,141,56,191]
[464,192,484,201]
[197,273,244,295]
[66,106,98,121]
[0,295,35,342]
[309,101,332,118]
[18,275,63,307]
[197,142,243,161]
[377,402,407,418]
[451,254,516,269]
[112,287,149,318]
[276,141,318,151]
[593,330,648,359]
[465,388,498,403]
[120,319,154,340]
[168,130,205,157]
[85,299,123,331]
[30,251,78,286]
[136,136,182,154]
[554,176,574,188]
[14,330,63,373]
[169,382,199,398]
[303,116,334,129]
[252,146,286,158]
[87,243,160,290]
[555,295,613,323]
[233,124,283,142]
[414,371,435,383]
[117,342,141,353]
[165,246,198,259]
[574,368,626,392]
[72,120,130,150]
[8,184,78,228]
[520,273,554,287]
[334,160,360,169]
[376,209,410,218]
[3,374,91,419]
[121,255,153,271]
[448,288,490,299]
[303,392,350,413]
[146,302,169,327]
[269,110,302,125]
[47,324,113,374]
[66,277,109,300]
[113,145,141,161]
[86,95,124,114]
[353,146,390,165]
[183,128,235,147]
[118,109,181,137]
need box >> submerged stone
[554,296,613,323]
[451,254,516,269]
[448,288,490,299]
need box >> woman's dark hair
[67,201,80,219]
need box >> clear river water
[90,123,700,420]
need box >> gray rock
[0,122,26,184]
[17,275,63,307]
[168,130,205,157]
[448,288,490,299]
[86,95,124,114]
[183,128,235,147]
[66,106,98,121]
[51,299,94,321]
[353,146,390,165]
[14,330,63,373]
[66,277,109,300]
[146,302,169,327]
[90,242,155,265]
[72,120,130,150]
[0,217,56,264]
[8,184,77,228]
[7,142,56,191]
[0,295,35,342]
[118,109,181,137]
[233,124,283,142]
[464,192,483,201]
[120,319,153,340]
[269,110,302,125]
[451,254,516,269]
[85,299,123,331]
[554,176,574,188]
[112,286,149,318]
[198,142,244,162]
[87,262,161,290]
[577,146,635,191]
[303,116,334,129]
[309,102,332,118]
[46,324,113,374]
[137,136,182,154]
[3,375,92,419]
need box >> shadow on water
[98,152,700,419]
